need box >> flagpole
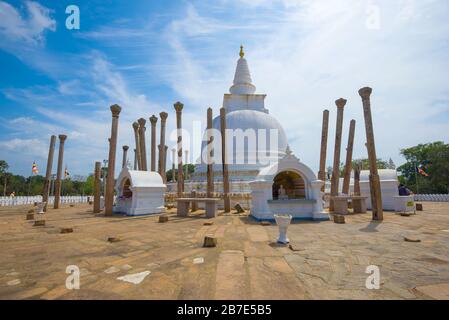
[414,161,419,194]
[28,167,32,196]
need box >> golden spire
[239,45,244,58]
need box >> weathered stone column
[184,149,189,181]
[171,147,176,182]
[42,135,56,212]
[158,112,168,182]
[174,102,184,196]
[93,161,101,213]
[132,122,141,170]
[353,163,361,196]
[149,115,158,171]
[105,104,121,216]
[138,118,148,171]
[133,149,137,170]
[342,119,356,195]
[318,110,329,192]
[122,145,129,169]
[206,107,214,198]
[220,107,231,212]
[54,134,67,209]
[330,98,346,211]
[359,87,383,220]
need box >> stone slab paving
[0,202,448,299]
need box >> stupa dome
[191,46,289,185]
[209,109,288,162]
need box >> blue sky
[1,0,448,177]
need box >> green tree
[0,160,9,196]
[397,141,449,194]
[350,158,389,171]
[84,174,95,195]
[166,164,195,182]
[28,175,45,195]
[7,174,27,195]
[387,158,396,169]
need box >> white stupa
[190,46,288,192]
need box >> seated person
[398,184,412,196]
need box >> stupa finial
[239,45,244,58]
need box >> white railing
[0,196,93,207]
[414,194,449,202]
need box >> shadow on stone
[359,221,381,233]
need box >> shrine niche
[272,170,306,200]
[249,147,328,221]
[114,168,166,216]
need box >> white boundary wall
[414,194,449,202]
[1,194,448,206]
[0,196,92,206]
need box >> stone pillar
[330,98,346,211]
[42,135,56,212]
[174,102,184,196]
[54,134,67,209]
[220,107,231,212]
[318,110,329,192]
[149,115,158,172]
[206,107,214,198]
[171,148,176,182]
[191,190,198,211]
[132,122,141,170]
[158,112,168,182]
[105,104,121,216]
[184,149,189,181]
[359,87,383,220]
[138,118,148,171]
[353,163,361,196]
[122,145,129,169]
[93,161,101,213]
[133,149,137,170]
[342,119,356,195]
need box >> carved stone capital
[58,134,67,142]
[174,101,184,113]
[132,121,139,131]
[137,118,146,127]
[149,115,158,125]
[110,104,122,117]
[123,145,129,151]
[335,98,347,109]
[159,111,168,122]
[358,87,372,100]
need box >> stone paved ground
[0,202,449,300]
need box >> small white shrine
[249,147,329,221]
[113,168,166,216]
[359,169,400,211]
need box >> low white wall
[414,194,449,202]
[0,196,93,206]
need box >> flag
[32,161,38,174]
[64,166,70,178]
[416,165,429,177]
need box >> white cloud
[0,138,47,157]
[0,1,56,46]
[162,0,449,171]
[2,0,448,176]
